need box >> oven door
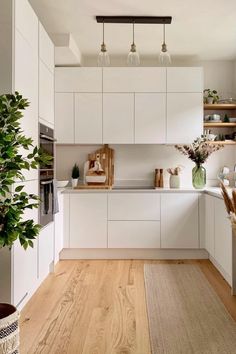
[40,179,53,227]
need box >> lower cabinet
[108,221,160,248]
[205,194,214,255]
[161,193,199,248]
[54,191,64,263]
[214,198,232,278]
[38,222,54,281]
[69,193,107,248]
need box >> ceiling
[29,0,236,63]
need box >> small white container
[169,175,180,189]
[71,178,78,188]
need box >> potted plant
[175,137,224,189]
[71,163,80,188]
[204,89,219,104]
[0,92,51,354]
[167,166,183,189]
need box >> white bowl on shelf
[57,180,69,188]
[229,118,236,123]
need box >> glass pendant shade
[97,23,110,67]
[159,24,171,65]
[127,23,140,66]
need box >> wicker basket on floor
[0,304,19,354]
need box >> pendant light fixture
[159,24,171,65]
[127,22,140,66]
[97,21,110,67]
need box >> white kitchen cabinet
[39,61,54,126]
[135,93,166,144]
[13,180,38,307]
[166,93,203,144]
[39,23,54,73]
[75,93,102,144]
[103,93,134,143]
[205,194,215,255]
[103,67,166,92]
[108,221,161,248]
[38,222,54,282]
[54,191,64,263]
[214,198,232,278]
[161,193,199,248]
[55,67,102,92]
[15,0,38,55]
[69,194,107,248]
[167,67,203,93]
[55,93,74,143]
[108,193,160,221]
[14,28,38,181]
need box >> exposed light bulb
[97,22,110,67]
[127,23,140,66]
[159,24,171,65]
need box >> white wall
[56,60,236,187]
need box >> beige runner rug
[144,264,236,354]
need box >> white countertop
[59,186,226,199]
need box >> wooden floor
[20,259,236,354]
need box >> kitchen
[0,0,236,353]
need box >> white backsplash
[56,144,236,188]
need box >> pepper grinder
[154,169,160,188]
[159,169,164,188]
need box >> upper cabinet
[103,67,166,92]
[167,67,203,92]
[75,93,102,144]
[135,93,166,144]
[55,67,203,144]
[39,24,54,127]
[55,93,74,144]
[55,67,102,92]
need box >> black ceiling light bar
[96,16,172,24]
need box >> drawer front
[108,221,161,248]
[108,193,160,220]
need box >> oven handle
[40,134,57,142]
[40,180,53,185]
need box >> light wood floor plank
[20,259,236,354]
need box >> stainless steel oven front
[39,123,55,227]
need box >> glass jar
[192,164,206,189]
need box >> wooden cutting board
[87,144,114,187]
[74,185,112,190]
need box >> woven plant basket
[0,304,19,354]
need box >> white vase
[169,175,180,189]
[207,97,214,104]
[71,178,78,188]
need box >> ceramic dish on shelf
[229,118,236,123]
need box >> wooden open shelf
[204,104,236,110]
[204,122,236,127]
[207,140,236,145]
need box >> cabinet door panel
[70,194,107,248]
[103,93,134,143]
[38,222,54,281]
[108,193,160,220]
[214,198,232,277]
[205,194,214,256]
[39,61,54,126]
[75,93,102,144]
[13,180,38,307]
[39,23,54,73]
[161,193,199,248]
[108,221,161,248]
[55,67,102,92]
[103,67,166,92]
[166,93,203,144]
[55,93,74,143]
[167,67,203,92]
[54,192,64,263]
[135,93,166,143]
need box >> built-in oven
[39,123,55,227]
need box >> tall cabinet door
[135,93,166,144]
[75,93,102,144]
[166,93,203,144]
[103,93,134,143]
[55,93,74,143]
